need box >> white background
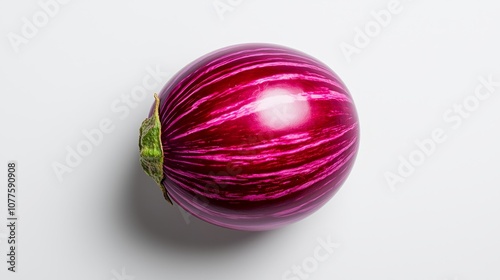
[1,0,500,279]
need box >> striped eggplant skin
[152,43,359,231]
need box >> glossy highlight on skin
[151,43,359,231]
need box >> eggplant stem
[139,93,172,204]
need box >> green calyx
[139,93,172,204]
